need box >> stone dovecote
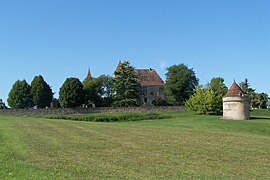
[223,82,250,120]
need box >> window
[142,87,147,95]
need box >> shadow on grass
[251,116,270,120]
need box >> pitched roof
[135,69,164,86]
[225,82,245,97]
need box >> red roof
[135,69,164,86]
[225,82,245,97]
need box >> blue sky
[0,0,269,103]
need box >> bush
[152,99,169,106]
[185,86,222,115]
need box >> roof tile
[225,82,245,97]
[135,69,164,86]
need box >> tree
[83,76,103,107]
[113,60,141,107]
[59,78,84,108]
[185,85,216,115]
[249,92,269,109]
[208,77,228,95]
[257,93,269,109]
[7,80,33,109]
[240,78,255,94]
[239,78,269,109]
[164,64,199,105]
[239,78,249,93]
[31,75,53,108]
[207,77,228,114]
[186,77,228,115]
[83,74,114,107]
[98,75,114,107]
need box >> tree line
[2,61,269,114]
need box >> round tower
[223,82,250,120]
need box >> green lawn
[0,110,269,179]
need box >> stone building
[135,68,165,106]
[114,61,165,106]
[223,82,250,120]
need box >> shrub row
[47,113,171,122]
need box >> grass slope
[0,110,269,179]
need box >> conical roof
[225,82,245,97]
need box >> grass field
[0,110,269,179]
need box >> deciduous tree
[164,64,199,105]
[83,76,102,107]
[98,74,114,107]
[83,74,114,107]
[239,78,269,109]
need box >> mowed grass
[0,110,269,179]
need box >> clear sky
[0,0,269,103]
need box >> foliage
[164,64,199,105]
[250,92,269,109]
[186,77,228,115]
[31,75,53,108]
[59,78,84,108]
[207,77,228,95]
[239,78,255,94]
[47,113,171,122]
[83,76,102,107]
[207,77,228,113]
[82,75,114,107]
[240,78,269,109]
[98,74,114,106]
[185,85,216,115]
[7,80,33,109]
[113,60,141,107]
[152,99,169,106]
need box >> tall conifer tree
[113,60,141,107]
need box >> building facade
[135,69,165,106]
[114,61,165,106]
